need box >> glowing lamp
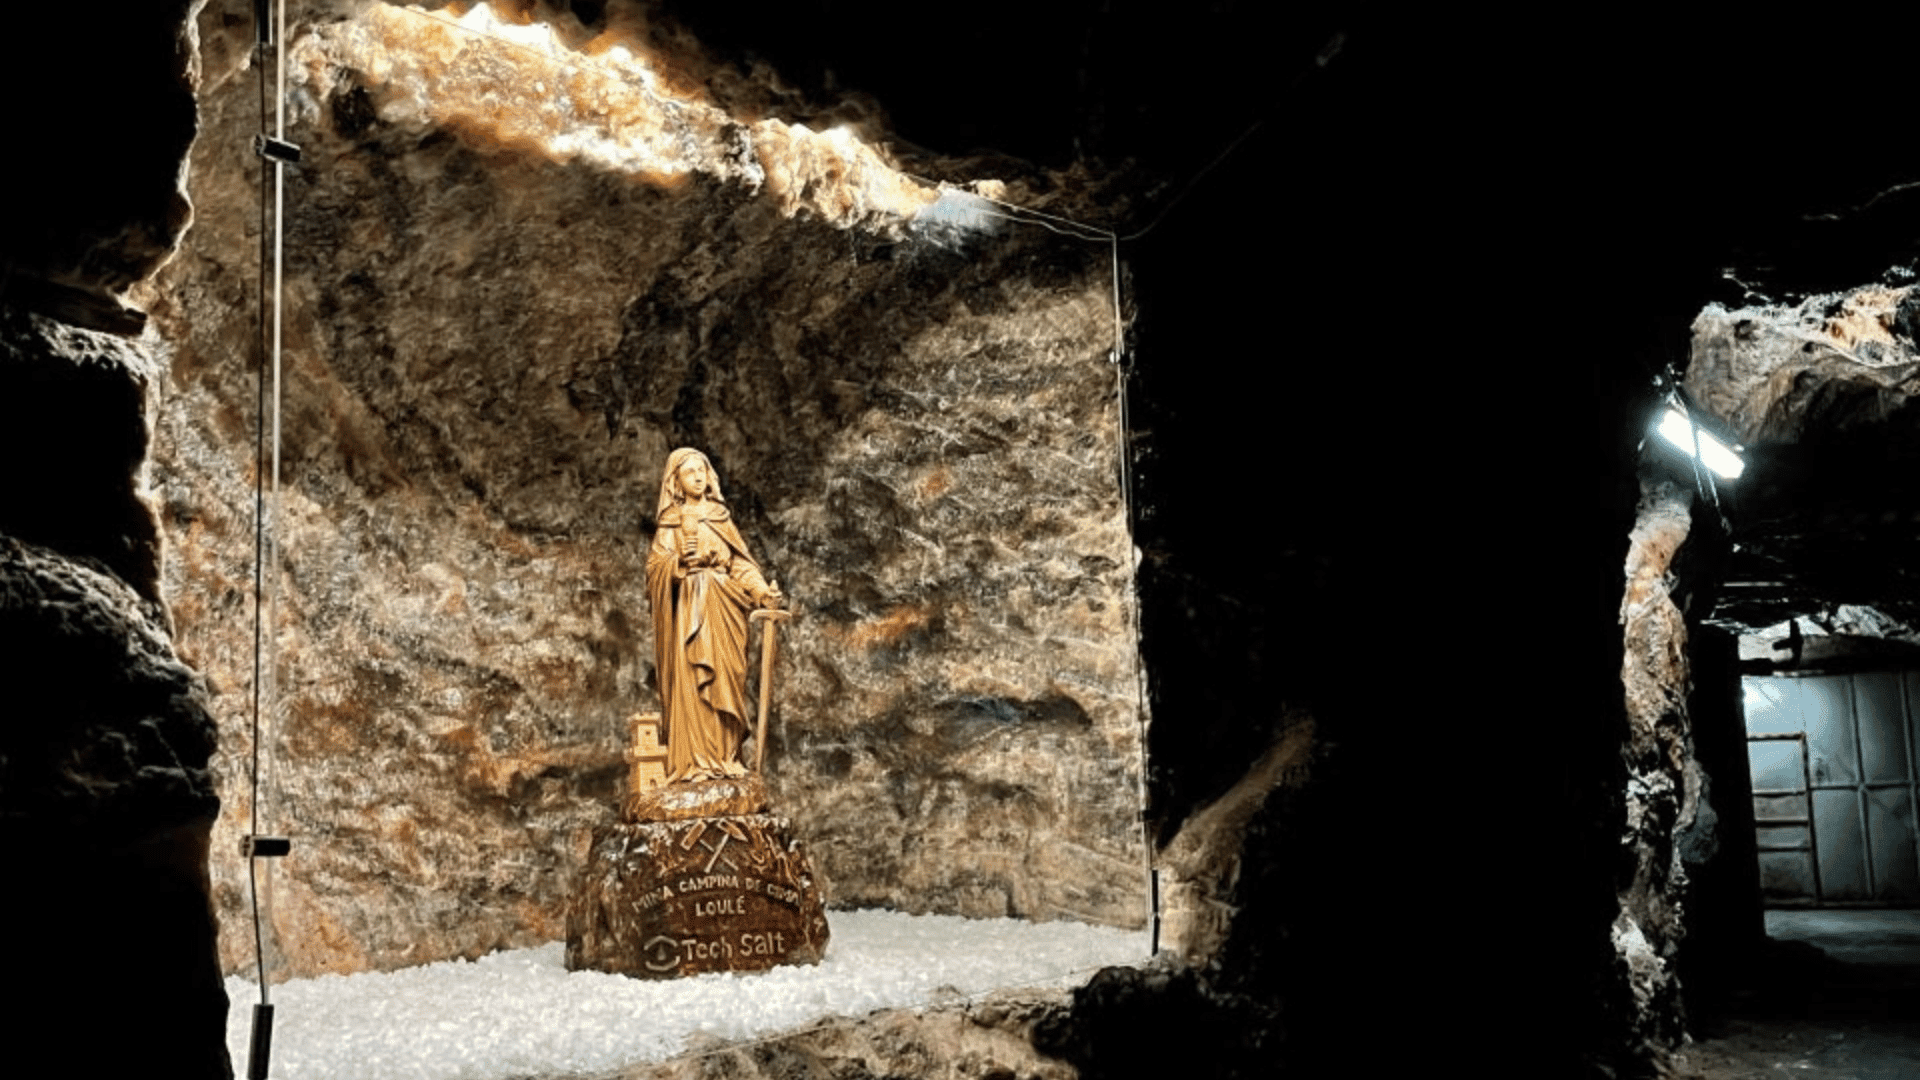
[1656,406,1744,480]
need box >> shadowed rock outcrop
[0,7,223,1074]
[0,326,227,1075]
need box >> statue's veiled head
[658,447,727,513]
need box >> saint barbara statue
[645,448,783,782]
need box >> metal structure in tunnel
[1744,671,1920,906]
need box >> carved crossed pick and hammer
[678,819,751,873]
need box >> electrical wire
[1106,233,1157,947]
[248,4,272,1005]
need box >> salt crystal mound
[226,909,1149,1080]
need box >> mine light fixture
[1655,404,1744,480]
[241,835,291,858]
[1648,370,1744,482]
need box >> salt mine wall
[144,0,1147,978]
[1615,475,1703,1052]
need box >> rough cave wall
[1615,430,1763,1065]
[0,3,231,1077]
[1615,476,1708,1056]
[0,319,231,1080]
[146,0,1147,978]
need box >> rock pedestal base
[567,814,828,978]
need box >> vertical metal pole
[267,0,286,745]
[261,0,289,998]
[248,14,289,1074]
[247,0,275,1015]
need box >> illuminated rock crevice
[288,2,969,234]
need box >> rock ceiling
[301,3,956,228]
[1683,272,1920,641]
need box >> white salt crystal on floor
[226,909,1149,1080]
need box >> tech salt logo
[642,934,681,972]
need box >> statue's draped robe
[646,503,770,781]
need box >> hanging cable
[247,0,272,1001]
[1104,233,1158,950]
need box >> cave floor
[222,909,1147,1080]
[1670,911,1920,1080]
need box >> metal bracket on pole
[242,835,291,858]
[253,134,302,165]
